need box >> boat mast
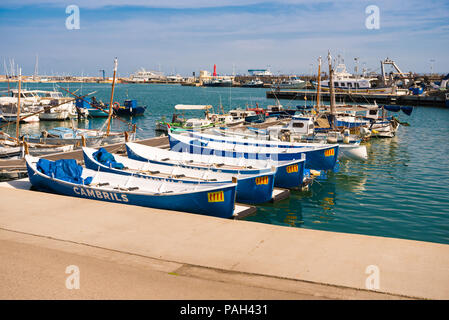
[106,57,118,136]
[327,51,337,128]
[316,57,321,115]
[15,68,21,140]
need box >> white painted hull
[39,111,71,121]
[370,122,399,138]
[1,113,40,122]
[338,144,368,161]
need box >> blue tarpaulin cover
[37,158,93,185]
[92,148,125,169]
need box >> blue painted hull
[26,159,237,219]
[114,106,146,117]
[86,108,108,117]
[169,134,338,171]
[84,149,274,204]
[125,144,305,189]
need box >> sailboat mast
[328,51,337,127]
[316,57,321,114]
[106,58,118,136]
[16,68,21,140]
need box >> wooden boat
[125,142,306,189]
[169,131,339,170]
[25,155,237,218]
[263,116,368,161]
[155,105,215,133]
[190,130,359,161]
[82,147,275,204]
[23,126,135,147]
[0,70,75,159]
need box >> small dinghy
[25,155,237,218]
[168,131,339,171]
[125,142,306,189]
[82,147,276,204]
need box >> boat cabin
[184,118,212,129]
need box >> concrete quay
[0,183,448,300]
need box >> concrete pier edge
[0,185,448,300]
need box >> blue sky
[1,0,448,77]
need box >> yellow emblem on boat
[255,176,269,185]
[208,191,224,202]
[286,164,298,173]
[324,148,335,157]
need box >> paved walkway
[1,186,448,299]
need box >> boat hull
[125,143,306,189]
[83,149,275,204]
[39,111,71,121]
[114,106,146,117]
[181,132,339,170]
[338,144,368,161]
[168,133,338,170]
[26,158,237,219]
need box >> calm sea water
[4,82,449,245]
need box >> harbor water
[5,82,449,245]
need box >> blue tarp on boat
[37,158,92,185]
[92,148,125,169]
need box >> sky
[1,0,448,77]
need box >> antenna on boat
[106,57,118,136]
[328,51,337,129]
[15,67,21,140]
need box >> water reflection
[245,198,304,228]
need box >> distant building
[248,69,272,76]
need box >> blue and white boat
[168,131,338,171]
[23,126,135,147]
[262,116,368,161]
[125,142,306,189]
[25,155,237,218]
[82,147,275,204]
